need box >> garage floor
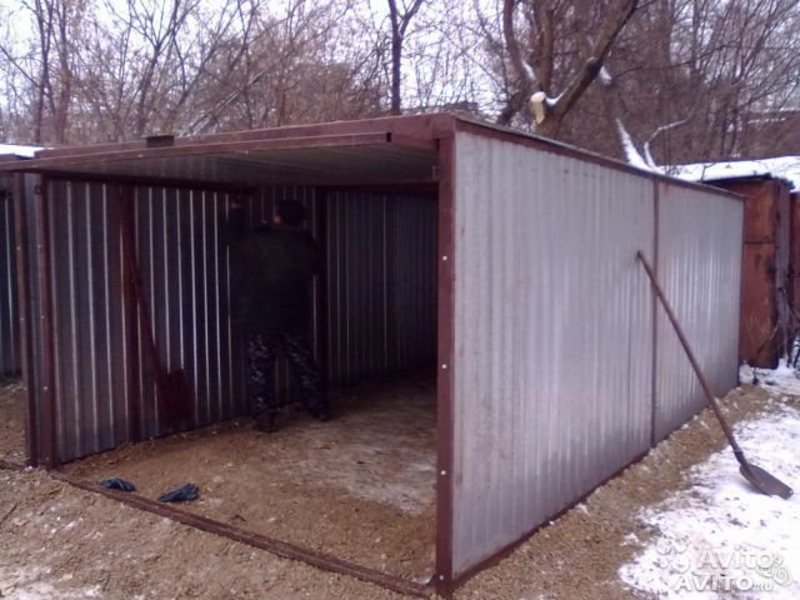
[0,378,26,464]
[61,373,438,582]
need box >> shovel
[637,251,793,499]
[120,190,193,430]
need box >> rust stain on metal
[715,179,791,368]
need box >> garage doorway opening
[54,183,441,582]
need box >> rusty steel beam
[49,471,433,598]
[434,134,456,595]
[31,113,455,160]
[0,133,435,173]
[12,173,36,466]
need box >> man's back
[237,225,321,334]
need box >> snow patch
[616,120,656,172]
[598,65,613,86]
[0,144,42,159]
[619,406,800,598]
[740,359,800,396]
[668,156,800,191]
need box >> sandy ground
[0,378,26,464]
[0,467,408,600]
[61,375,437,582]
[1,381,796,599]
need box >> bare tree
[386,0,425,114]
[498,0,639,137]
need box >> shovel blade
[740,462,793,499]
[157,369,193,429]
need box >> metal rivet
[438,575,444,581]
[43,386,48,391]
[441,255,448,261]
[440,470,447,476]
[441,363,448,370]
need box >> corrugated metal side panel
[0,187,21,375]
[46,179,250,461]
[39,179,436,462]
[325,191,437,385]
[654,182,743,441]
[451,131,655,577]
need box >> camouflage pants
[246,333,327,423]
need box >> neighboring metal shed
[0,172,21,376]
[1,114,743,593]
[701,176,792,368]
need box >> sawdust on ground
[0,467,408,600]
[61,375,437,582]
[1,383,793,599]
[0,378,26,464]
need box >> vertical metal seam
[202,191,211,421]
[214,192,223,418]
[66,182,80,457]
[162,188,170,370]
[35,175,58,467]
[650,180,659,447]
[12,174,36,465]
[86,183,99,452]
[102,184,115,447]
[190,190,199,419]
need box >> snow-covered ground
[620,364,800,598]
[740,359,800,396]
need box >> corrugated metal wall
[654,182,743,441]
[449,130,742,577]
[325,191,437,384]
[451,131,656,576]
[22,176,437,463]
[0,186,21,375]
[46,180,244,456]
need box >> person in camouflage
[223,200,330,432]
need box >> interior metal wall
[46,180,245,458]
[0,186,20,375]
[449,129,742,578]
[325,190,437,385]
[654,182,743,441]
[21,176,437,464]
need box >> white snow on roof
[0,144,42,159]
[667,156,800,191]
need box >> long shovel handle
[637,251,745,460]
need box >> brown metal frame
[434,135,456,594]
[36,171,259,195]
[0,464,426,597]
[0,132,437,173]
[30,113,455,160]
[12,173,36,466]
[34,176,58,467]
